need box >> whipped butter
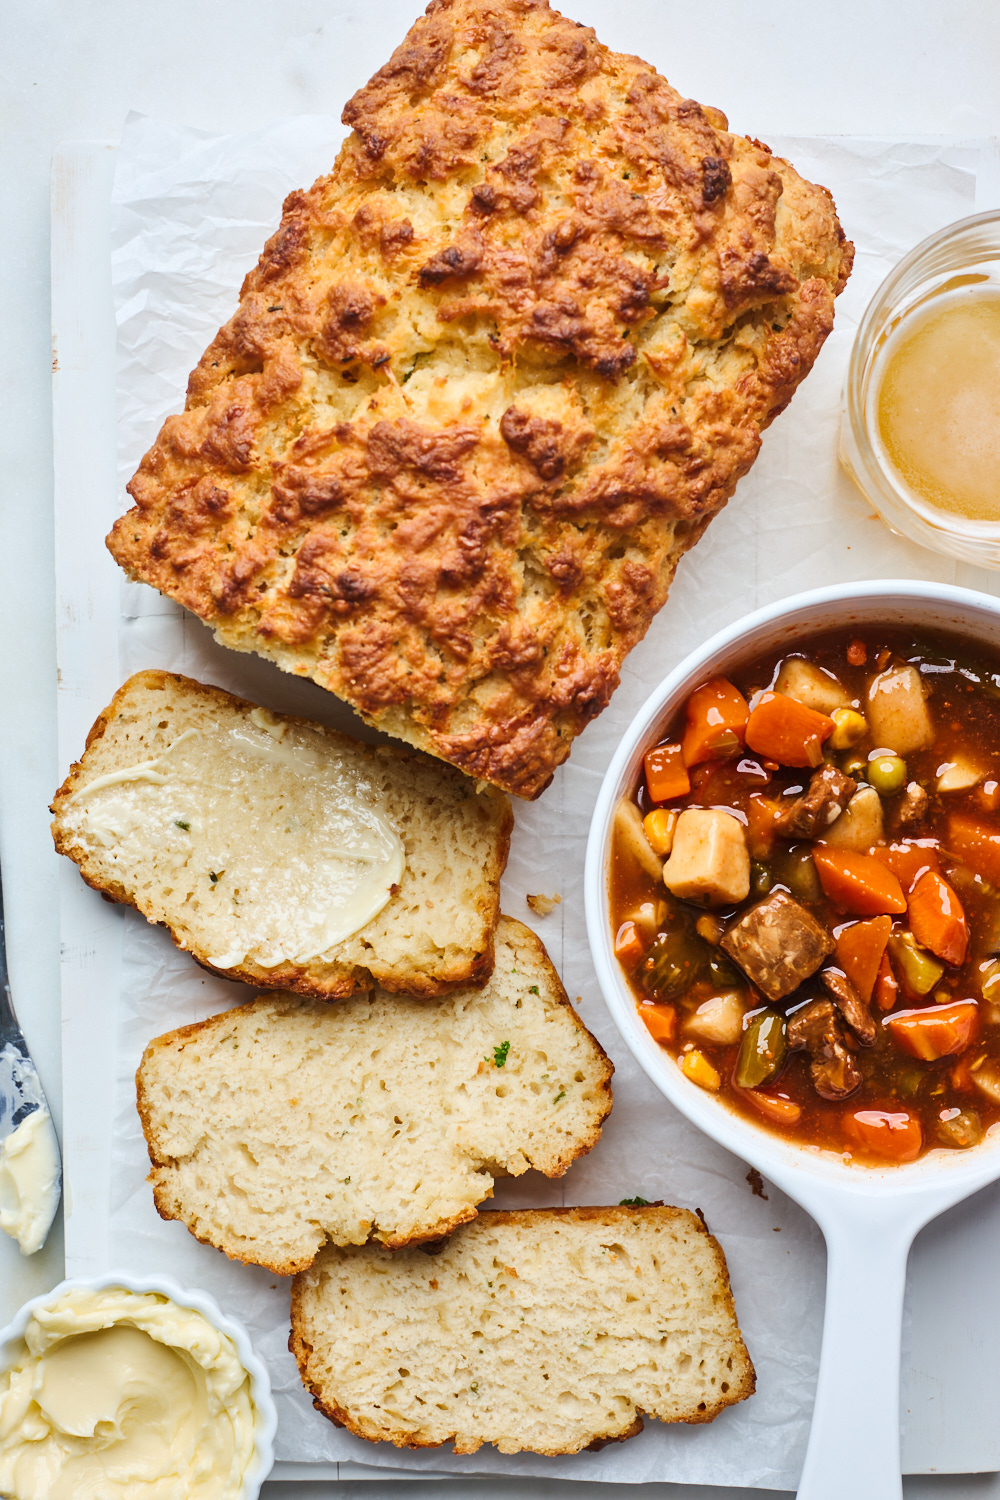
[0,1107,60,1256]
[63,707,405,972]
[0,1287,256,1499]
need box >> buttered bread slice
[290,1206,755,1455]
[136,919,613,1274]
[51,671,511,998]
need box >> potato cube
[866,664,933,754]
[937,756,982,793]
[662,809,750,906]
[973,1060,1000,1105]
[776,658,853,715]
[819,784,884,850]
[614,797,663,881]
[684,991,746,1045]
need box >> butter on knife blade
[0,869,62,1255]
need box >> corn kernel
[695,913,724,945]
[829,707,867,750]
[643,809,677,857]
[679,1049,721,1091]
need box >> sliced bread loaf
[136,918,613,1274]
[51,671,512,998]
[290,1205,755,1455]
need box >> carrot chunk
[871,840,941,894]
[885,1000,979,1062]
[639,1003,677,1044]
[834,916,893,1004]
[948,812,1000,884]
[644,743,691,802]
[812,847,907,915]
[744,1090,803,1126]
[614,921,644,965]
[844,1108,923,1161]
[907,870,968,966]
[874,951,899,1012]
[680,678,750,767]
[747,793,783,859]
[744,691,835,768]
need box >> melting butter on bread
[51,670,511,999]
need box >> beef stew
[609,627,1000,1164]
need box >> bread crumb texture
[108,0,853,799]
[136,918,613,1273]
[290,1205,755,1454]
[50,671,511,998]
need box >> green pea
[735,1011,787,1090]
[867,754,907,795]
[750,861,773,898]
[936,1109,983,1150]
[842,753,868,779]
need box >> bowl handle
[796,1208,916,1500]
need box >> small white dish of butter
[0,1273,276,1499]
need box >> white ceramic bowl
[0,1271,276,1499]
[584,579,1000,1500]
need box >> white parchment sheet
[102,115,994,1486]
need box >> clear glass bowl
[840,209,1000,567]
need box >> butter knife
[0,866,62,1254]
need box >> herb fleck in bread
[136,918,613,1273]
[290,1205,755,1454]
[50,670,512,999]
[107,0,852,800]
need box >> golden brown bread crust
[51,669,512,999]
[109,0,853,798]
[289,1205,755,1452]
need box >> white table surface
[3,2,1000,1495]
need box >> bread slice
[290,1205,755,1455]
[51,670,512,998]
[136,918,613,1274]
[107,0,852,800]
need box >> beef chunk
[821,968,876,1046]
[774,764,857,839]
[895,780,929,831]
[721,890,834,1002]
[787,998,863,1100]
